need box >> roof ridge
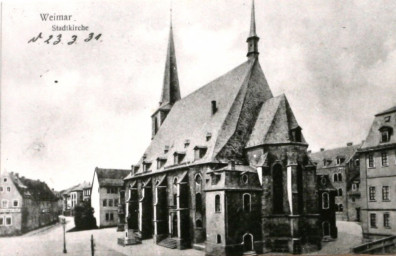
[213,59,257,157]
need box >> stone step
[158,238,177,249]
[193,243,205,251]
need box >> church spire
[247,0,260,58]
[159,7,181,107]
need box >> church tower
[246,0,259,58]
[151,12,181,139]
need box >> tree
[74,200,97,230]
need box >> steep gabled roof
[94,167,130,187]
[361,105,396,149]
[247,94,306,147]
[9,173,58,201]
[310,144,361,169]
[127,58,274,178]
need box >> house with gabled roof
[359,105,396,240]
[310,143,361,221]
[121,1,323,255]
[0,171,60,236]
[91,167,130,228]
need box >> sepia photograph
[0,0,396,255]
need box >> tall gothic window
[322,193,329,209]
[273,164,284,214]
[215,195,221,213]
[243,194,251,213]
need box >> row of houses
[60,181,91,216]
[0,172,62,236]
[310,106,396,241]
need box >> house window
[333,174,338,182]
[381,130,390,143]
[382,152,388,166]
[243,193,251,213]
[3,178,7,182]
[173,153,185,165]
[110,213,114,221]
[217,234,222,244]
[322,193,329,209]
[103,199,107,207]
[370,213,377,228]
[6,187,10,192]
[5,216,12,226]
[13,200,18,207]
[114,199,119,206]
[338,189,343,197]
[382,186,390,201]
[368,154,375,168]
[109,199,113,207]
[385,116,391,122]
[194,147,207,160]
[2,199,8,208]
[336,157,345,165]
[0,187,3,192]
[105,213,109,221]
[215,195,221,213]
[157,158,166,169]
[369,187,376,201]
[339,204,343,211]
[384,213,390,228]
[0,217,3,226]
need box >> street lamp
[60,217,67,254]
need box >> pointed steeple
[247,0,260,58]
[159,9,181,107]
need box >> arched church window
[196,193,202,213]
[243,193,251,213]
[273,164,284,214]
[322,192,329,209]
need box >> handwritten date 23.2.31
[28,33,102,45]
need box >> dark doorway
[172,214,178,237]
[243,234,253,252]
[273,164,284,214]
[323,221,330,237]
[356,208,361,222]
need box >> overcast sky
[1,0,396,190]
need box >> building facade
[0,172,60,236]
[359,106,396,240]
[91,167,130,228]
[121,2,323,255]
[310,143,361,221]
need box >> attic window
[385,116,391,122]
[156,158,167,169]
[206,132,212,141]
[164,145,169,154]
[194,146,208,160]
[379,126,393,143]
[290,127,302,142]
[323,159,331,166]
[143,161,152,172]
[336,157,345,165]
[173,152,186,165]
[184,140,190,148]
[211,101,217,115]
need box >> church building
[122,1,323,255]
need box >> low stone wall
[352,235,396,254]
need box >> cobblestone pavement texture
[0,218,362,256]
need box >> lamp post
[60,217,67,253]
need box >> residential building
[91,167,130,228]
[310,143,361,221]
[121,2,323,255]
[60,181,89,216]
[83,182,92,202]
[0,172,60,236]
[317,175,337,240]
[359,105,396,240]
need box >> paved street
[0,218,363,256]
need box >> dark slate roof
[247,94,305,147]
[126,58,278,179]
[361,105,396,149]
[9,173,58,201]
[310,144,361,169]
[375,106,396,116]
[95,167,130,187]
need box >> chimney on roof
[347,142,353,146]
[131,165,136,176]
[211,101,217,115]
[320,148,325,152]
[164,145,169,154]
